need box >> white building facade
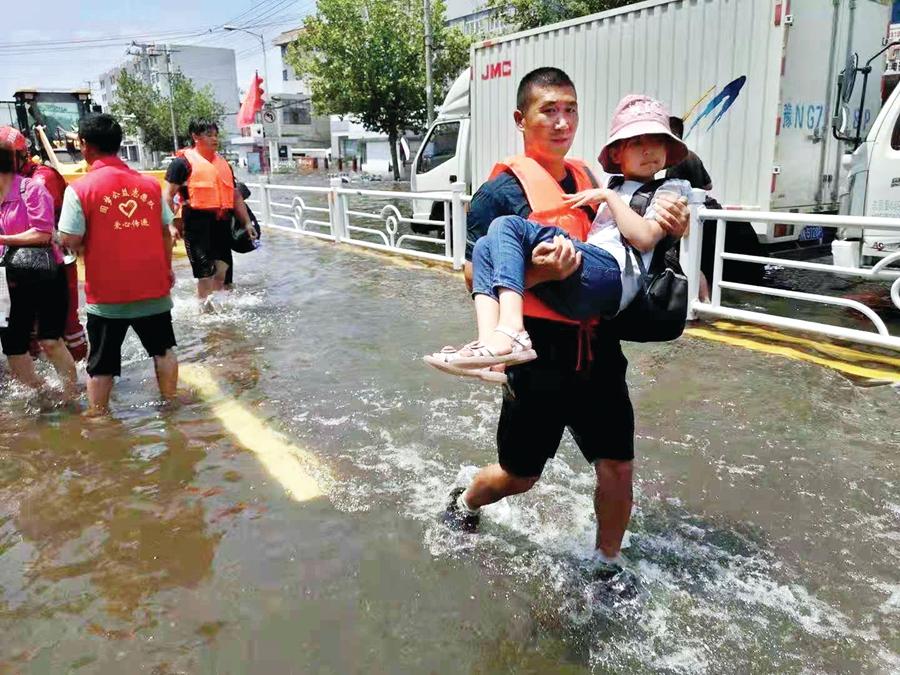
[98,45,240,165]
[444,0,507,36]
[227,29,330,174]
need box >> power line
[244,0,302,27]
[0,0,308,54]
[214,0,288,29]
[0,27,213,51]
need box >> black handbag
[605,177,689,342]
[230,211,261,254]
[1,245,59,284]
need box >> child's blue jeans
[471,215,623,321]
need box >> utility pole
[128,42,153,168]
[223,25,272,172]
[163,47,179,154]
[423,0,435,127]
[131,42,180,155]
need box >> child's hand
[562,188,610,209]
[653,194,690,238]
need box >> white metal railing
[682,193,900,352]
[245,181,900,352]
[245,179,468,269]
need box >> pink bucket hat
[597,95,688,173]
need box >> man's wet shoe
[441,487,480,533]
[592,558,626,582]
[590,558,640,600]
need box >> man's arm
[163,157,189,215]
[233,188,257,239]
[57,186,85,251]
[464,174,580,291]
[463,262,474,292]
[0,229,52,247]
[526,237,581,287]
[163,181,180,216]
[160,199,176,286]
[462,184,500,292]
[465,235,581,291]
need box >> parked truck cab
[411,71,470,231]
[834,78,900,265]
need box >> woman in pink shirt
[0,142,76,398]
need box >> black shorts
[86,311,176,377]
[1,266,68,356]
[497,318,634,478]
[183,209,233,279]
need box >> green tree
[490,0,639,31]
[111,70,224,155]
[286,0,471,180]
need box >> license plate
[798,225,823,242]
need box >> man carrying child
[441,68,690,581]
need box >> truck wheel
[411,202,448,235]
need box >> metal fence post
[450,182,467,270]
[329,177,346,241]
[710,218,727,309]
[258,183,271,228]
[682,188,706,320]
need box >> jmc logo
[481,60,512,80]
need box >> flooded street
[0,223,898,674]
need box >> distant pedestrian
[163,119,256,305]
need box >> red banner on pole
[237,71,265,128]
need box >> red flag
[237,71,265,128]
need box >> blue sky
[1,0,314,100]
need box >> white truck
[411,0,899,264]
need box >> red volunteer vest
[488,156,597,324]
[72,156,171,305]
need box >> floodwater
[1,190,899,673]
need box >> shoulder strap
[615,177,677,280]
[627,177,669,217]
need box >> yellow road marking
[685,326,900,382]
[708,321,900,368]
[180,364,327,502]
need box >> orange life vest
[178,147,234,212]
[487,155,598,324]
